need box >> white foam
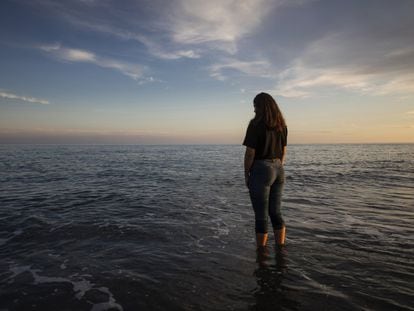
[90,287,123,311]
[60,259,68,270]
[7,264,124,310]
[72,279,94,300]
[217,227,229,236]
[32,271,70,285]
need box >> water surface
[0,144,413,310]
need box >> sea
[0,144,413,311]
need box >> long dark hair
[252,92,286,132]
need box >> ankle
[274,226,286,246]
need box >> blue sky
[1,0,413,144]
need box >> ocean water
[0,144,413,311]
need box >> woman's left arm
[244,147,255,187]
[281,146,287,165]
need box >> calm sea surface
[0,144,413,311]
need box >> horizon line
[1,142,413,146]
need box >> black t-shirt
[242,120,287,160]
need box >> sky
[0,0,413,144]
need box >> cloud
[30,1,201,60]
[131,33,201,60]
[0,91,49,105]
[273,32,414,98]
[64,18,201,60]
[19,0,414,94]
[170,0,277,53]
[137,76,163,85]
[39,43,145,80]
[31,0,280,57]
[274,63,378,98]
[208,58,273,80]
[40,43,95,61]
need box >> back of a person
[242,92,288,256]
[247,120,287,160]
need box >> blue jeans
[248,159,285,233]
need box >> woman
[243,92,287,250]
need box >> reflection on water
[251,246,298,311]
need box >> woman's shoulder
[249,118,265,127]
[247,119,258,129]
[246,119,265,136]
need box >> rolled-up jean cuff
[272,222,285,230]
[255,219,268,233]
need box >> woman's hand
[244,147,255,189]
[281,146,287,166]
[245,172,250,188]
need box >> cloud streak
[131,33,201,60]
[39,43,145,80]
[0,91,49,105]
[208,58,273,80]
[273,32,414,98]
[64,18,201,60]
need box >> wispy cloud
[0,91,49,105]
[31,0,280,57]
[273,32,414,98]
[39,43,146,80]
[63,19,201,60]
[170,0,277,54]
[132,33,201,60]
[208,58,273,80]
[17,0,414,95]
[274,64,377,98]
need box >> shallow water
[0,144,413,310]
